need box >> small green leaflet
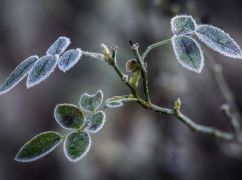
[15,131,62,162]
[46,36,71,56]
[196,25,242,59]
[171,15,196,35]
[27,55,58,88]
[54,104,84,130]
[105,96,137,108]
[79,90,103,112]
[64,131,91,162]
[0,55,38,95]
[172,35,204,73]
[58,48,82,72]
[86,111,106,133]
[129,70,141,88]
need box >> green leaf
[171,15,197,35]
[129,70,141,88]
[0,55,38,95]
[105,100,123,108]
[64,131,91,162]
[172,35,204,73]
[105,96,137,108]
[105,96,126,108]
[79,90,103,112]
[54,104,84,130]
[15,131,62,163]
[196,25,242,59]
[27,55,58,88]
[86,111,106,133]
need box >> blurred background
[1,0,242,179]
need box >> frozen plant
[1,15,242,162]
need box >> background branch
[206,51,241,138]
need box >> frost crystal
[196,25,242,59]
[172,35,204,73]
[46,36,71,56]
[58,48,82,72]
[0,55,38,95]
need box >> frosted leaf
[54,104,84,130]
[58,48,82,72]
[171,15,197,35]
[79,90,103,112]
[0,55,38,95]
[86,111,106,133]
[105,100,123,108]
[105,96,137,108]
[15,131,62,163]
[105,96,125,108]
[196,25,242,59]
[172,35,204,73]
[27,55,58,88]
[46,36,71,56]
[64,131,91,162]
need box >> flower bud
[101,43,112,63]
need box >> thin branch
[131,43,151,103]
[111,45,139,98]
[141,38,172,60]
[206,51,241,137]
[221,104,240,136]
[137,99,236,142]
[110,41,239,144]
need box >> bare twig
[221,104,240,136]
[206,51,241,138]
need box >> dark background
[1,0,242,179]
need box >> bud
[126,59,139,72]
[101,43,112,63]
[174,98,181,112]
[122,75,129,83]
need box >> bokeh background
[1,0,242,179]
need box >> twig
[221,104,240,136]
[141,39,172,60]
[206,51,241,137]
[136,98,235,142]
[110,45,139,98]
[109,42,241,143]
[131,43,151,103]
